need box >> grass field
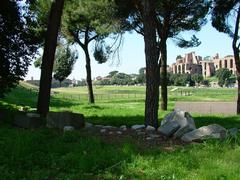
[0,83,240,179]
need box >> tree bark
[233,5,240,114]
[84,47,95,104]
[37,0,65,117]
[143,0,159,128]
[160,39,168,110]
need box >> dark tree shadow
[194,115,240,129]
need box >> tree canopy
[61,0,123,103]
[0,0,38,97]
[53,46,77,86]
[211,0,240,113]
[216,68,232,87]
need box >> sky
[25,21,233,81]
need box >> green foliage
[34,44,77,85]
[27,0,52,45]
[95,68,146,86]
[202,80,210,86]
[176,35,202,48]
[216,68,232,87]
[33,57,42,68]
[93,41,111,64]
[211,0,239,36]
[192,74,204,84]
[62,0,120,44]
[168,73,194,86]
[136,67,146,84]
[53,45,78,84]
[0,0,38,97]
[176,55,182,60]
[108,71,119,78]
[111,73,133,85]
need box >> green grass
[0,83,240,179]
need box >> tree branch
[88,35,98,42]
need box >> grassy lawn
[0,83,240,179]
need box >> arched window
[219,61,222,68]
[230,59,233,68]
[178,65,181,73]
[182,64,185,73]
[224,60,227,68]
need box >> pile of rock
[13,109,239,143]
[158,109,238,142]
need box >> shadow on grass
[194,115,240,129]
[82,105,104,110]
[2,86,79,109]
[102,98,145,104]
[87,115,145,127]
[86,114,240,129]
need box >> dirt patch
[82,127,185,150]
[175,102,237,115]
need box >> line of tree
[94,69,146,86]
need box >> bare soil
[175,102,236,115]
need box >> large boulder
[160,109,196,138]
[46,111,84,130]
[181,124,227,142]
[14,113,42,129]
[158,121,180,137]
[228,128,239,138]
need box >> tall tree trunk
[84,47,95,104]
[233,5,240,114]
[37,0,65,117]
[160,39,168,110]
[143,0,159,128]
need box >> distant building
[169,52,236,78]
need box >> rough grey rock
[160,109,196,138]
[149,134,160,138]
[228,128,239,138]
[100,129,106,133]
[103,125,115,129]
[181,124,227,142]
[26,113,40,118]
[173,125,192,139]
[146,125,155,131]
[116,131,122,135]
[109,131,113,135]
[63,126,74,132]
[131,124,145,130]
[146,137,153,140]
[46,112,84,130]
[95,125,103,128]
[158,121,180,137]
[137,131,146,135]
[85,122,93,128]
[14,113,42,129]
[120,125,127,131]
